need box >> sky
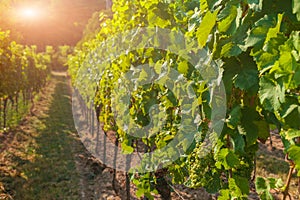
[0,0,106,48]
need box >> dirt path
[0,72,121,200]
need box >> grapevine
[68,0,300,199]
[0,30,51,130]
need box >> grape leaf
[234,69,258,91]
[255,177,277,200]
[247,0,263,11]
[203,172,222,193]
[177,60,189,74]
[284,129,300,141]
[255,177,267,193]
[227,105,242,129]
[265,14,283,45]
[229,176,249,198]
[287,145,300,176]
[241,107,260,145]
[231,132,246,154]
[253,120,270,142]
[221,42,243,57]
[216,148,240,170]
[259,76,285,111]
[218,189,231,200]
[292,0,300,21]
[252,34,286,72]
[147,6,171,28]
[196,9,219,47]
[245,15,276,50]
[218,3,239,34]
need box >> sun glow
[17,6,43,20]
[21,8,38,18]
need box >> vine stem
[283,154,294,200]
[166,182,185,200]
[251,155,256,182]
[227,134,233,179]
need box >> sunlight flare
[17,6,42,20]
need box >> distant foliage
[0,30,50,129]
